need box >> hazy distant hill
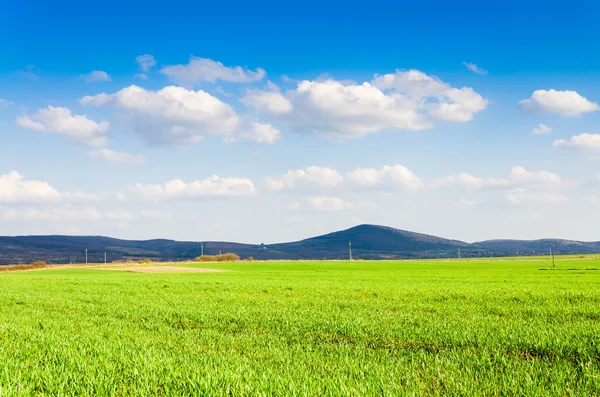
[475,239,600,256]
[1,224,599,264]
[268,224,477,259]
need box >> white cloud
[0,171,61,204]
[160,57,266,85]
[553,133,600,151]
[1,207,171,222]
[0,99,13,106]
[104,210,171,221]
[1,207,103,221]
[583,195,600,204]
[83,70,111,83]
[248,70,487,139]
[89,148,147,165]
[462,62,487,75]
[433,166,563,189]
[16,106,109,147]
[136,54,156,73]
[347,165,423,190]
[225,120,281,144]
[265,166,344,191]
[0,171,105,205]
[519,89,599,116]
[506,188,567,205]
[81,85,238,145]
[532,124,552,135]
[241,89,293,114]
[308,196,354,211]
[133,175,257,201]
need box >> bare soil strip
[93,266,225,273]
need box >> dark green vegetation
[1,257,599,396]
[3,224,600,264]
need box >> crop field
[0,257,599,396]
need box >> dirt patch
[94,266,225,274]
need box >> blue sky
[1,0,600,243]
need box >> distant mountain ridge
[1,224,599,264]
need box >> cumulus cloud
[265,167,344,191]
[242,88,293,114]
[519,89,599,116]
[506,188,567,205]
[160,57,265,85]
[16,106,109,147]
[0,99,13,106]
[532,123,552,135]
[83,70,111,83]
[346,165,423,190]
[266,164,422,191]
[553,133,600,151]
[81,85,275,145]
[89,148,147,165]
[133,175,257,201]
[307,196,354,211]
[0,171,61,204]
[432,166,564,189]
[245,70,487,139]
[462,62,487,75]
[81,85,237,145]
[0,171,106,206]
[225,120,281,144]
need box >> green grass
[1,257,599,396]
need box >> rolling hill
[1,224,599,264]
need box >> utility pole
[85,249,88,265]
[104,252,107,264]
[458,249,461,259]
[201,243,204,257]
[551,242,555,268]
[349,241,352,261]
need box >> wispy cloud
[462,62,487,75]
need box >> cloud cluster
[1,207,171,222]
[308,196,354,211]
[16,106,109,147]
[432,166,564,189]
[0,171,103,205]
[88,148,147,165]
[133,175,257,201]
[243,70,488,138]
[265,167,344,191]
[81,85,276,145]
[506,188,567,205]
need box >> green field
[1,257,599,396]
